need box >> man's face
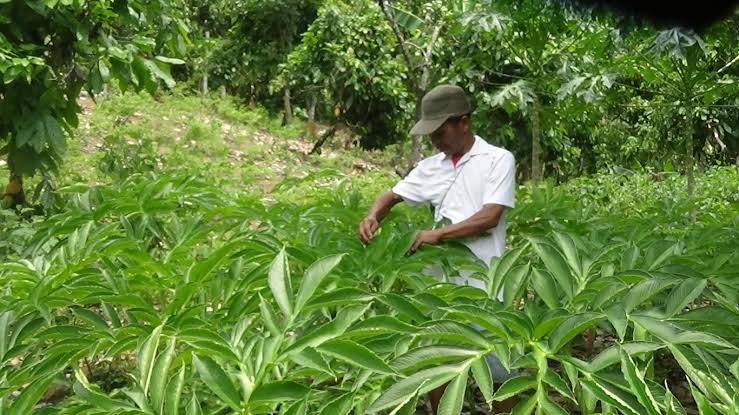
[429,116,469,156]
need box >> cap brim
[409,117,448,136]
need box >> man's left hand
[407,229,443,255]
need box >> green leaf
[151,336,177,413]
[503,263,531,306]
[165,365,186,415]
[306,287,373,309]
[250,381,309,403]
[531,267,560,309]
[138,324,163,396]
[548,313,602,353]
[531,240,574,299]
[318,391,352,415]
[664,278,707,317]
[390,6,423,31]
[689,381,718,415]
[540,395,569,415]
[260,294,282,337]
[186,241,239,283]
[543,368,575,402]
[295,254,344,314]
[493,376,536,401]
[604,303,627,341]
[392,345,480,372]
[282,399,307,415]
[379,293,428,323]
[73,366,137,411]
[186,392,203,415]
[631,315,736,349]
[366,363,467,413]
[155,56,186,65]
[318,339,397,375]
[418,320,489,348]
[438,367,469,415]
[471,355,494,403]
[284,305,369,354]
[590,342,665,372]
[511,394,536,415]
[73,308,110,331]
[581,376,644,415]
[624,278,675,314]
[288,347,333,376]
[192,354,241,410]
[268,248,293,319]
[7,375,55,415]
[620,348,660,415]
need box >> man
[357,84,517,413]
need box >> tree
[0,0,187,208]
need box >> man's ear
[461,115,471,133]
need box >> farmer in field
[358,84,517,413]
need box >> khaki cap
[410,84,472,135]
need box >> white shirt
[392,135,516,270]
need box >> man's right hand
[358,216,380,244]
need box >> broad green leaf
[511,393,536,415]
[186,241,239,283]
[192,355,241,410]
[471,355,494,403]
[73,308,110,331]
[487,246,526,298]
[347,315,418,337]
[581,377,644,415]
[318,391,352,415]
[250,381,309,403]
[186,392,203,415]
[306,287,373,309]
[543,368,575,402]
[379,293,428,323]
[540,395,569,415]
[631,315,736,349]
[7,375,55,415]
[548,313,602,353]
[288,347,333,376]
[604,303,627,341]
[503,263,531,306]
[624,278,675,314]
[689,381,718,415]
[392,345,481,372]
[620,349,660,415]
[553,232,582,280]
[318,339,397,375]
[531,267,560,309]
[493,376,536,401]
[531,240,574,299]
[664,381,688,415]
[165,365,186,415]
[390,6,423,31]
[285,304,369,354]
[72,366,137,411]
[418,320,489,348]
[138,324,163,395]
[438,367,469,415]
[366,363,467,413]
[268,248,293,318]
[151,336,177,413]
[295,254,344,314]
[260,294,282,337]
[664,278,707,317]
[590,342,665,372]
[282,399,307,415]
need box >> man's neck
[452,134,476,158]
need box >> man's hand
[359,216,380,244]
[407,229,442,255]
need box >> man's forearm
[367,191,403,221]
[436,204,504,240]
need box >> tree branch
[380,1,419,88]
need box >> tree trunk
[306,95,317,140]
[531,95,543,184]
[201,31,210,96]
[684,115,696,223]
[310,125,337,155]
[282,88,293,126]
[2,157,25,208]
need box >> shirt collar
[443,136,493,164]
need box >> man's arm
[408,203,505,253]
[359,191,404,243]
